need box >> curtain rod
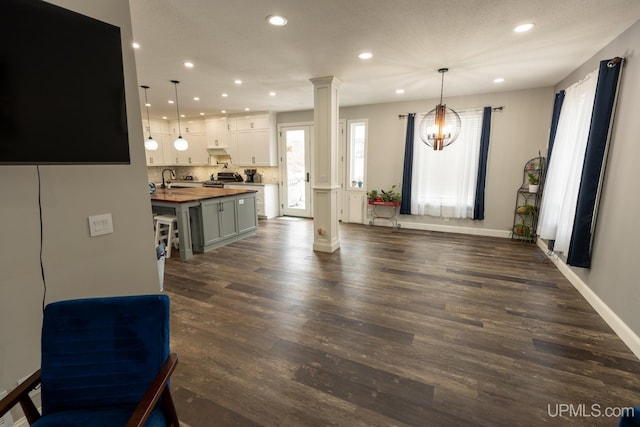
[608,56,623,67]
[398,106,504,119]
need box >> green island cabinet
[190,193,257,252]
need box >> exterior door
[281,126,312,217]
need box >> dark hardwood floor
[163,218,640,426]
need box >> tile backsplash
[147,165,279,184]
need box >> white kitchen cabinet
[227,113,277,166]
[251,128,273,166]
[167,119,210,165]
[235,130,254,165]
[225,183,279,219]
[144,119,172,166]
[183,119,205,133]
[182,132,209,165]
[236,115,269,131]
[205,117,229,148]
[145,133,167,166]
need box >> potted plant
[516,204,538,216]
[528,172,540,193]
[366,189,380,202]
[367,185,401,203]
[513,223,532,239]
[380,185,401,203]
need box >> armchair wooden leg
[161,386,179,427]
[0,370,42,424]
[20,398,41,425]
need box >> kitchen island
[151,187,258,259]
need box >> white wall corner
[536,239,640,359]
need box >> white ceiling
[129,0,640,120]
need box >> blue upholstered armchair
[0,294,179,426]
[620,408,640,426]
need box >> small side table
[368,201,401,229]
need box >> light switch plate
[88,213,114,237]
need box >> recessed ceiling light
[266,15,287,26]
[395,89,405,94]
[358,52,373,60]
[514,23,535,33]
[234,79,242,85]
[168,100,174,104]
[144,102,151,107]
[222,93,228,97]
[221,110,227,114]
[184,61,194,68]
[493,77,505,83]
[244,107,251,111]
[180,114,185,118]
[193,97,200,101]
[162,116,167,120]
[132,42,140,49]
[269,91,276,96]
[200,112,205,116]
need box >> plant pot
[529,184,539,193]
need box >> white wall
[278,87,554,234]
[554,20,640,337]
[0,0,158,392]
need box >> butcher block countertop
[151,187,257,203]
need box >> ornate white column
[310,76,341,253]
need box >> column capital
[309,76,342,87]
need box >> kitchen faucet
[161,168,175,188]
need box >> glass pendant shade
[171,79,189,151]
[418,68,461,150]
[419,104,461,150]
[174,135,188,151]
[144,136,159,151]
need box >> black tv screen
[0,0,130,165]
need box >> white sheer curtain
[538,69,599,253]
[410,109,483,218]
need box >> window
[410,109,484,218]
[348,120,367,189]
[538,69,598,254]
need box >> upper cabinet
[205,117,229,148]
[143,119,171,166]
[143,113,277,167]
[166,120,209,166]
[227,113,277,166]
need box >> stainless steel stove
[202,181,224,188]
[202,172,244,188]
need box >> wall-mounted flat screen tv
[0,0,130,165]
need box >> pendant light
[140,85,158,151]
[171,80,188,151]
[419,68,461,150]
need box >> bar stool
[154,215,179,258]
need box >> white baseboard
[536,239,640,359]
[395,220,511,239]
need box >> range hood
[206,146,230,155]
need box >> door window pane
[285,129,306,209]
[349,121,367,189]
